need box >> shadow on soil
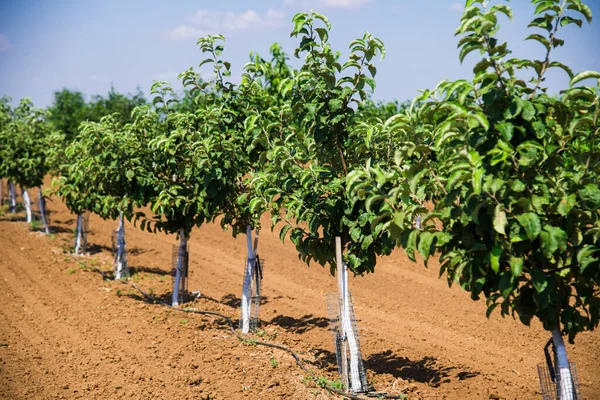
[219,294,269,309]
[364,350,479,387]
[269,314,329,334]
[87,243,112,255]
[129,265,170,276]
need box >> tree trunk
[9,180,16,213]
[74,214,84,255]
[336,237,365,393]
[241,225,256,334]
[172,228,187,306]
[38,187,50,234]
[552,328,576,400]
[114,212,127,279]
[22,187,32,223]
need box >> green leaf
[525,33,550,51]
[577,245,599,275]
[509,256,523,277]
[557,194,576,216]
[579,184,600,208]
[548,61,574,79]
[493,204,508,235]
[490,245,502,273]
[459,43,483,63]
[496,122,514,141]
[560,16,583,28]
[539,225,567,258]
[417,231,435,265]
[530,269,548,293]
[401,229,419,262]
[570,70,600,86]
[516,213,541,241]
[279,224,292,243]
[470,167,483,195]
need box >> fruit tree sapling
[350,2,598,397]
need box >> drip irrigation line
[73,258,406,400]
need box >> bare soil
[0,185,598,400]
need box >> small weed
[238,337,257,346]
[270,358,278,368]
[49,234,57,240]
[160,275,167,282]
[116,289,122,297]
[29,220,42,231]
[255,329,267,338]
[315,376,343,390]
[180,319,189,325]
[88,259,98,266]
[66,268,76,275]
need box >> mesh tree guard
[74,213,89,255]
[538,339,581,400]
[326,290,369,393]
[171,242,189,306]
[111,216,129,280]
[9,180,17,213]
[32,187,51,234]
[239,255,264,332]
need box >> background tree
[0,98,62,232]
[47,89,88,141]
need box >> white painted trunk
[74,214,83,255]
[22,188,32,223]
[552,328,576,400]
[172,228,187,307]
[336,237,364,393]
[9,181,16,213]
[115,212,126,280]
[241,225,255,334]
[341,263,363,392]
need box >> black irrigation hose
[72,258,406,400]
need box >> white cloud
[165,8,286,40]
[167,25,207,40]
[284,0,371,9]
[450,2,464,12]
[0,34,13,52]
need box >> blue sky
[0,0,599,108]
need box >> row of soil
[0,185,598,399]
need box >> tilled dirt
[0,186,598,400]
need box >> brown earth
[0,184,598,400]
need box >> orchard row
[1,1,599,397]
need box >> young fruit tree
[52,87,148,257]
[128,75,251,306]
[349,1,598,398]
[174,36,296,331]
[55,114,150,276]
[0,98,61,233]
[248,12,394,393]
